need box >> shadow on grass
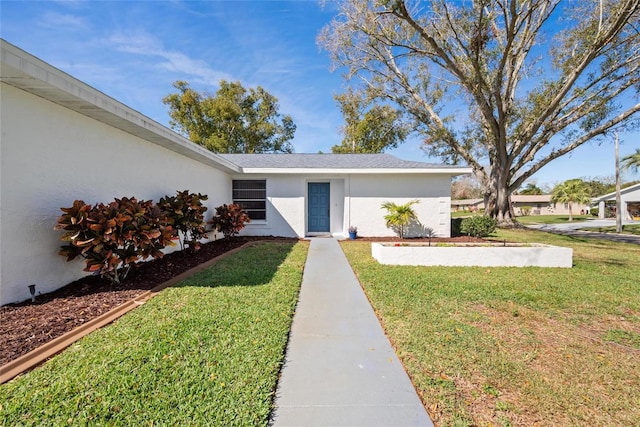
[175,241,298,289]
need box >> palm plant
[622,148,640,174]
[551,179,591,221]
[381,199,419,238]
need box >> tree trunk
[484,167,516,226]
[568,202,573,221]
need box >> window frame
[232,179,267,221]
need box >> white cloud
[37,11,89,31]
[107,31,232,85]
[51,0,86,8]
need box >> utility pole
[615,131,622,233]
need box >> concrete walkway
[270,238,433,427]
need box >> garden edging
[0,241,259,384]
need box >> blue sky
[1,0,638,188]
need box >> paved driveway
[526,219,640,245]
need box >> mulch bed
[0,235,483,367]
[0,236,296,366]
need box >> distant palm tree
[551,179,591,221]
[381,200,419,238]
[622,148,640,173]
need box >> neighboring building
[511,195,591,216]
[592,183,640,220]
[451,195,591,216]
[0,40,470,305]
[451,198,483,212]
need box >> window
[232,180,266,220]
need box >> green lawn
[451,211,478,218]
[515,214,592,224]
[341,230,640,426]
[0,241,308,426]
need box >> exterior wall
[236,173,453,239]
[514,201,591,216]
[1,84,231,305]
[452,200,483,212]
[348,174,452,237]
[235,174,305,237]
[452,198,591,216]
[329,178,346,236]
[235,174,346,238]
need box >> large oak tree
[163,80,296,153]
[319,0,640,224]
[332,88,408,153]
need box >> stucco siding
[236,173,453,238]
[329,178,345,236]
[235,174,304,237]
[1,84,231,305]
[347,174,451,237]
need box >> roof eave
[592,183,640,202]
[239,167,473,175]
[0,39,241,174]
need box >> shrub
[54,198,175,285]
[451,217,464,237]
[520,206,532,216]
[209,204,250,238]
[605,207,615,218]
[590,207,599,217]
[158,190,209,251]
[460,216,497,238]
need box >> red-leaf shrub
[158,190,209,251]
[209,204,250,238]
[54,197,175,285]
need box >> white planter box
[371,242,573,268]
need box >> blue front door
[308,182,330,233]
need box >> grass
[451,211,478,218]
[0,241,308,426]
[515,214,592,224]
[341,230,640,426]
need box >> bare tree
[319,0,640,224]
[452,174,485,199]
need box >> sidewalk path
[270,238,433,427]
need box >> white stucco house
[219,153,468,239]
[592,183,640,220]
[0,39,470,305]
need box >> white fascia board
[592,182,640,202]
[1,40,241,174]
[239,167,473,175]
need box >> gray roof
[219,153,462,170]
